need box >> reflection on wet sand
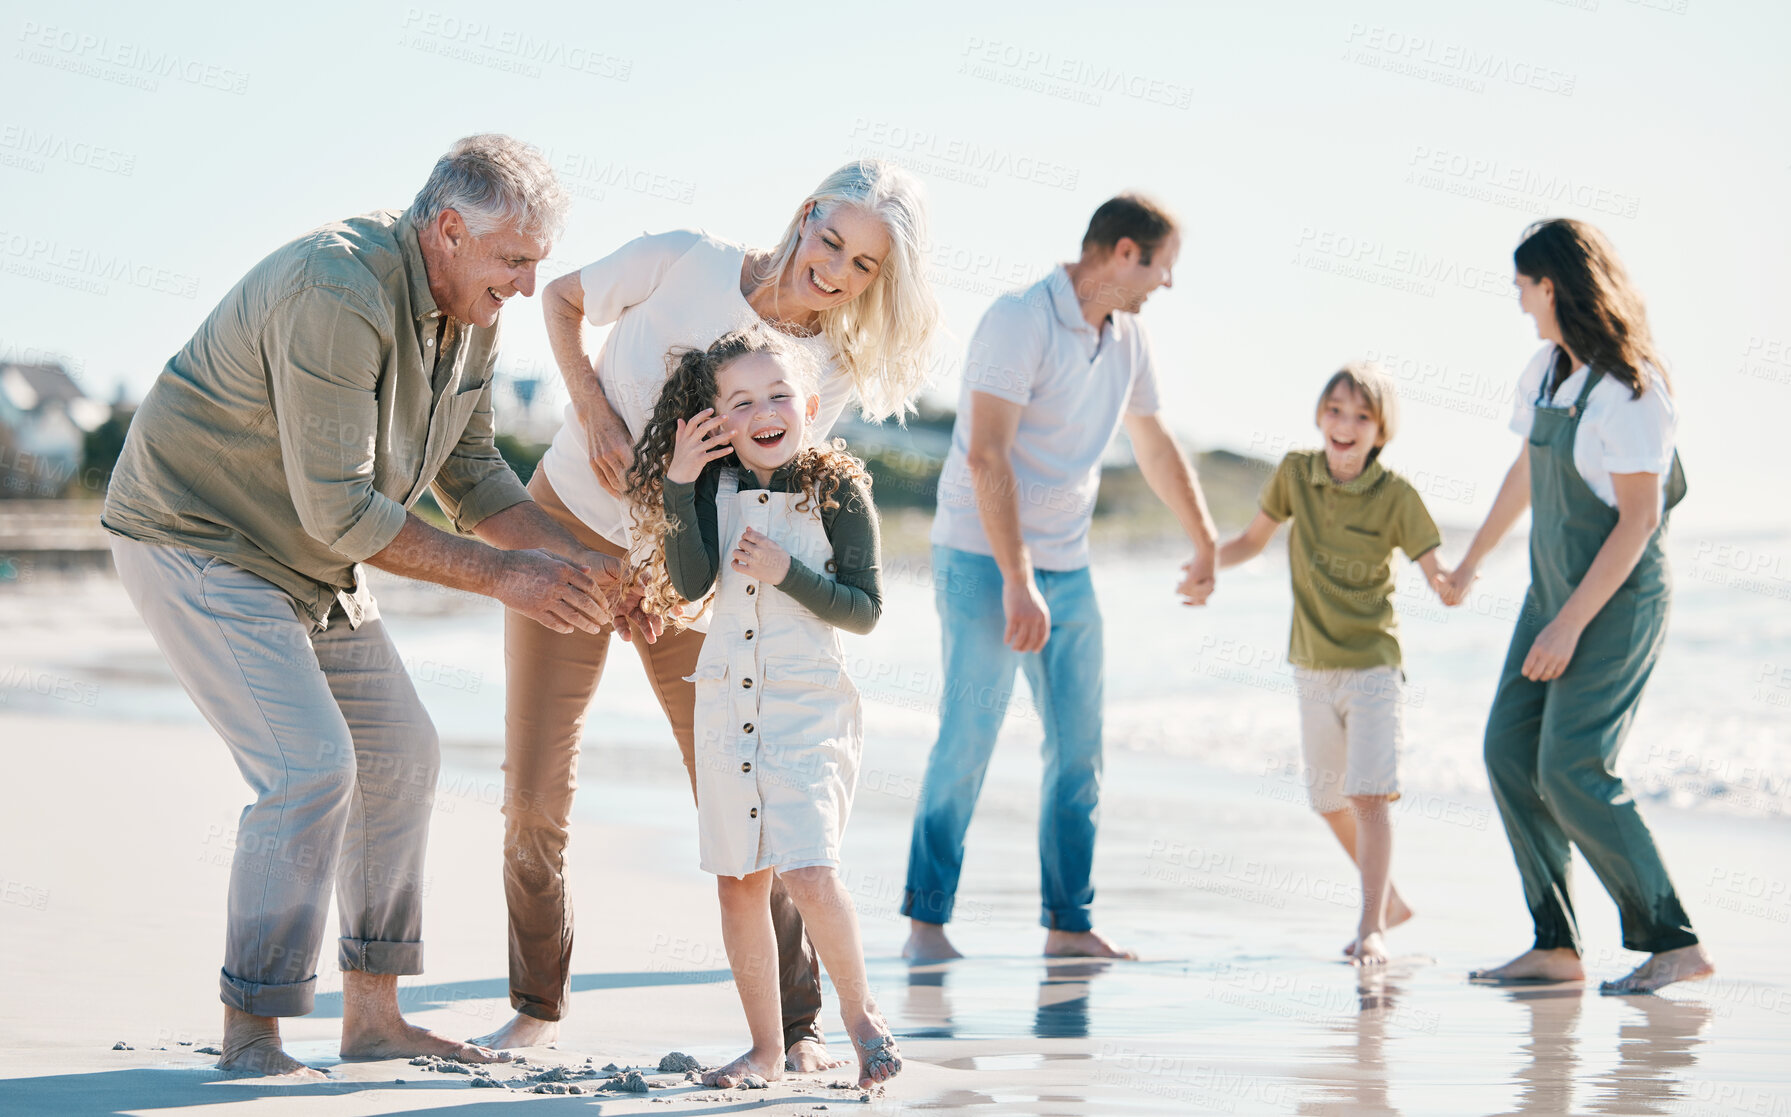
[1589,995,1711,1115]
[890,951,1734,1116]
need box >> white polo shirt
[1508,343,1676,508]
[539,230,848,548]
[931,265,1161,571]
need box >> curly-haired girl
[626,327,900,1091]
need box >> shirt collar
[1046,265,1099,335]
[1308,454,1385,494]
[398,207,443,322]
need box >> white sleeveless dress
[687,468,864,877]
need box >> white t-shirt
[1508,343,1676,508]
[931,265,1161,571]
[539,230,849,548]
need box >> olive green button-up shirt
[102,207,531,627]
[1260,450,1442,670]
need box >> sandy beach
[3,564,1790,1116]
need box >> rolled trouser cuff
[901,887,955,925]
[339,937,424,975]
[220,968,316,1017]
[1040,907,1093,934]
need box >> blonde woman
[475,161,939,1065]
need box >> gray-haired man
[103,135,652,1077]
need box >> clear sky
[4,0,1786,531]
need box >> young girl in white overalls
[625,327,900,1091]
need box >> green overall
[1482,368,1696,955]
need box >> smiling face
[1092,230,1182,314]
[779,201,892,315]
[1316,382,1384,482]
[713,351,820,480]
[422,208,550,328]
[1515,272,1560,345]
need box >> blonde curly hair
[626,327,873,624]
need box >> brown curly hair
[1514,218,1669,400]
[625,326,874,624]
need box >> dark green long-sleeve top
[663,465,882,634]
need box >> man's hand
[585,406,635,497]
[1003,576,1050,653]
[493,549,611,635]
[730,527,791,584]
[1177,551,1216,606]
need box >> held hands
[668,408,734,486]
[494,548,613,635]
[731,527,791,584]
[1003,577,1051,653]
[1522,615,1583,682]
[1177,551,1216,606]
[1435,562,1478,607]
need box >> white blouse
[1508,344,1676,508]
[539,230,849,548]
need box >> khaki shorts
[1293,665,1404,813]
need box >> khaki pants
[112,535,436,1017]
[502,470,823,1043]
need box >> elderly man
[903,193,1218,962]
[103,134,646,1077]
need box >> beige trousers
[501,469,823,1043]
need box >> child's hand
[1434,564,1476,607]
[667,408,734,485]
[730,527,791,584]
[1177,552,1216,606]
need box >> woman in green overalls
[1441,219,1714,994]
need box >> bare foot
[848,1013,902,1090]
[786,1036,845,1073]
[1350,931,1390,967]
[1344,891,1414,956]
[701,1046,784,1088]
[469,1012,559,1050]
[339,972,509,1064]
[1044,928,1137,960]
[218,1008,328,1081]
[1600,944,1715,995]
[903,919,963,962]
[1469,947,1585,984]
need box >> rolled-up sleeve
[430,340,530,533]
[262,285,408,561]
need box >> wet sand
[3,573,1789,1115]
[3,701,1788,1115]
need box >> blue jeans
[903,545,1104,932]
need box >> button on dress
[687,469,863,877]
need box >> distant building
[0,362,109,497]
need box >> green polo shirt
[102,207,531,627]
[1261,450,1441,670]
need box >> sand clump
[657,1050,703,1073]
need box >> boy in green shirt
[1217,363,1457,965]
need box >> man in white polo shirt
[903,194,1219,961]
